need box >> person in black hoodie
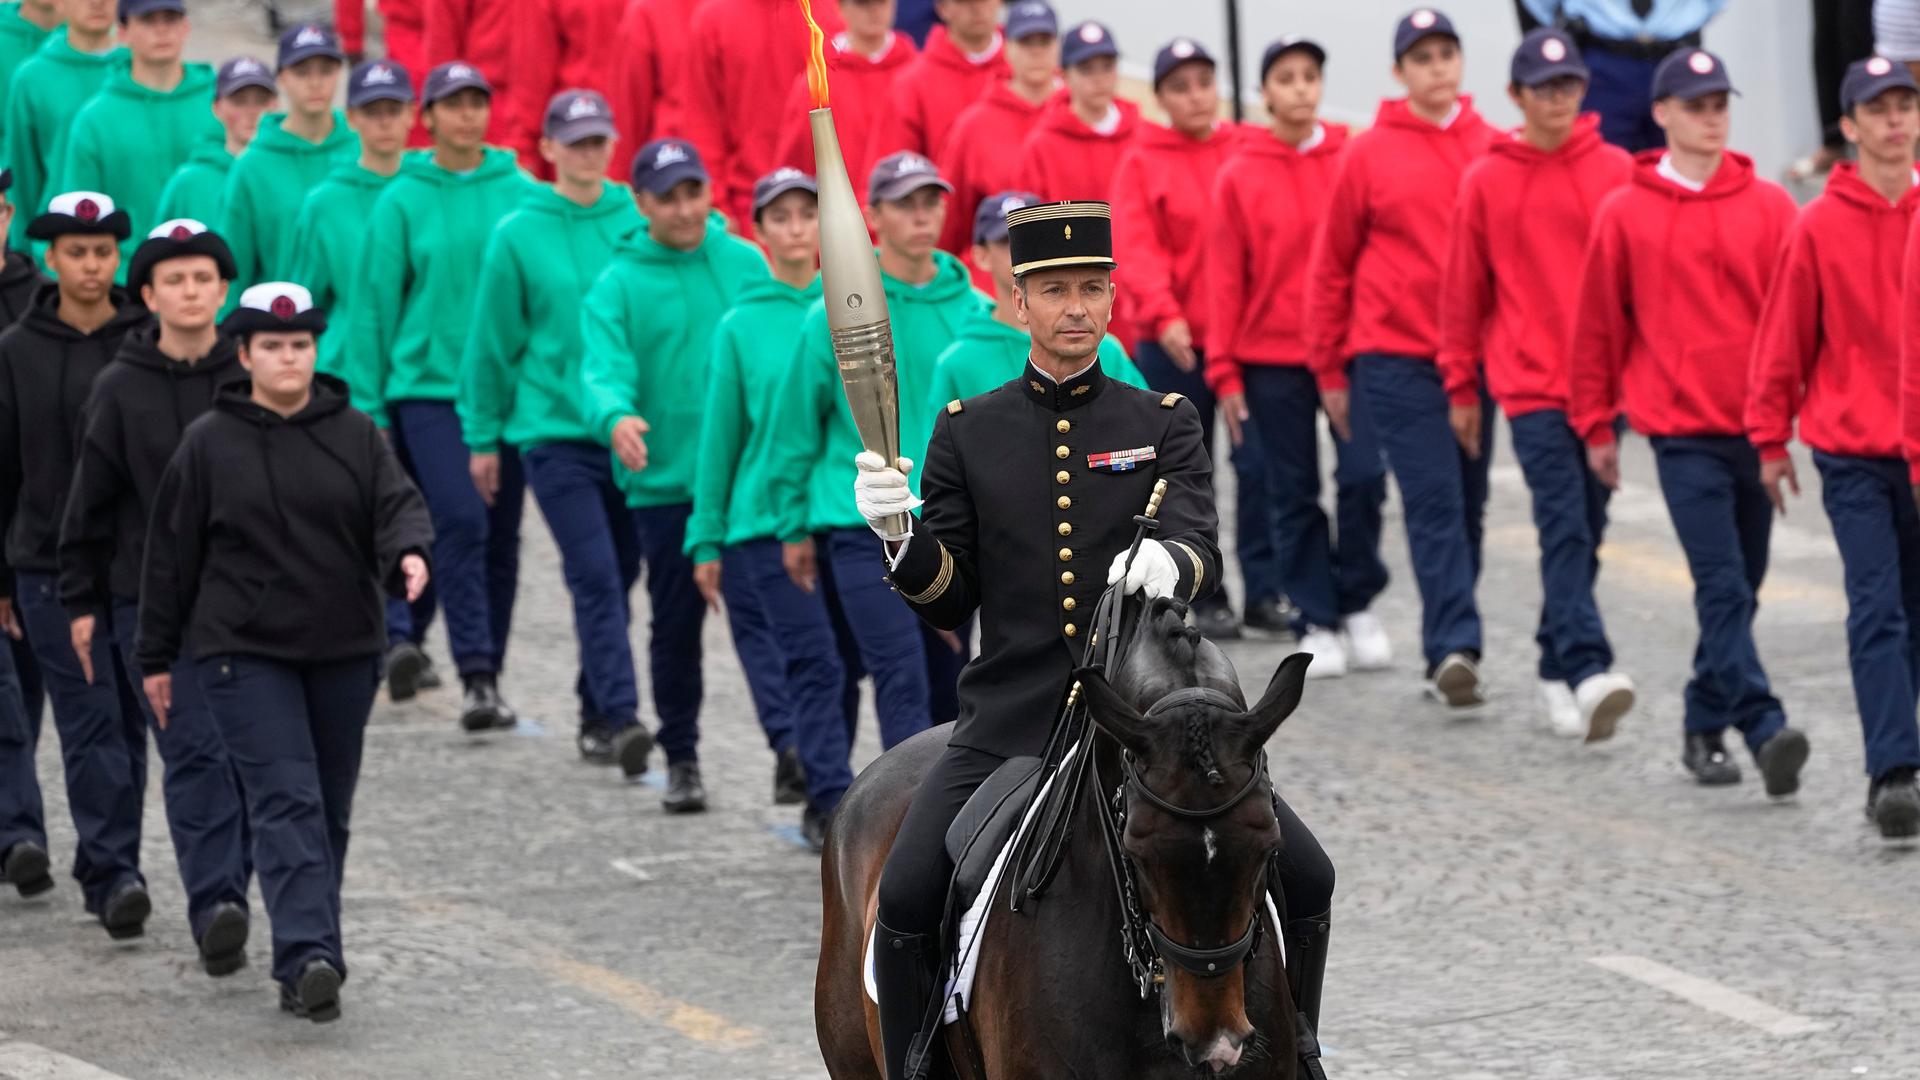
[59,217,255,973]
[138,282,432,1024]
[0,191,151,930]
[0,169,51,761]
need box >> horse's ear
[1231,652,1313,753]
[1072,666,1152,757]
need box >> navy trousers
[1813,452,1920,780]
[1584,47,1667,152]
[111,598,250,938]
[0,626,45,857]
[631,503,706,764]
[383,584,436,651]
[1134,340,1286,607]
[1649,436,1787,751]
[198,653,377,986]
[1241,365,1389,633]
[1509,410,1616,687]
[816,547,868,740]
[15,572,144,909]
[719,543,796,755]
[732,539,853,813]
[825,527,930,749]
[525,442,643,729]
[11,630,41,727]
[1351,355,1492,669]
[389,401,523,676]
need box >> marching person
[0,192,150,934]
[1306,8,1496,707]
[1520,0,1727,152]
[612,0,708,148]
[59,218,252,973]
[1209,37,1392,675]
[4,0,124,253]
[350,60,534,734]
[1569,48,1808,793]
[137,282,434,1024]
[1016,21,1139,203]
[1753,58,1919,837]
[580,137,769,810]
[0,168,44,320]
[0,0,59,148]
[462,89,652,776]
[772,0,914,194]
[875,0,1005,161]
[503,0,624,179]
[1439,28,1636,739]
[155,57,278,228]
[422,0,514,144]
[936,0,1058,261]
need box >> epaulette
[1160,392,1184,409]
[946,399,963,415]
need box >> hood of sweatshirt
[519,179,638,227]
[1035,88,1141,143]
[0,248,39,290]
[397,144,522,187]
[1631,146,1758,201]
[829,29,916,74]
[979,78,1048,120]
[19,282,146,342]
[1824,159,1920,215]
[882,248,977,307]
[735,273,823,309]
[214,371,352,426]
[249,110,357,161]
[113,321,241,381]
[180,133,235,169]
[1372,94,1490,145]
[1241,120,1350,164]
[1489,111,1607,166]
[30,33,126,71]
[1133,117,1248,157]
[0,4,53,49]
[94,60,214,104]
[614,209,737,265]
[920,24,1001,75]
[318,156,398,193]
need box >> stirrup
[1295,1010,1329,1080]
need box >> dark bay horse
[817,598,1314,1078]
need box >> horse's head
[1077,604,1312,1076]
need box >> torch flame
[797,0,830,109]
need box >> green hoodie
[928,314,1145,411]
[4,34,126,250]
[153,135,233,228]
[461,181,641,453]
[685,274,825,564]
[580,210,769,509]
[0,3,56,148]
[59,63,220,273]
[344,148,533,423]
[219,111,358,294]
[768,249,990,535]
[286,158,406,383]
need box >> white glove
[1107,538,1180,600]
[853,451,921,542]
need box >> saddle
[942,756,1043,912]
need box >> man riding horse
[850,200,1337,1078]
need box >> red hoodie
[1439,114,1632,417]
[1747,163,1918,467]
[1304,97,1495,391]
[877,26,1007,160]
[425,0,518,144]
[683,0,845,229]
[1112,119,1249,347]
[937,80,1051,257]
[1568,151,1797,447]
[1202,123,1350,399]
[774,31,916,193]
[507,0,628,180]
[615,0,709,147]
[1015,90,1141,203]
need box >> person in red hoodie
[424,0,514,144]
[1304,8,1494,707]
[339,0,425,72]
[505,0,628,180]
[1569,48,1807,795]
[1016,20,1138,202]
[1750,58,1920,838]
[683,0,844,229]
[772,0,915,191]
[1440,28,1636,742]
[876,0,1005,160]
[613,0,707,148]
[936,0,1058,259]
[1210,37,1391,680]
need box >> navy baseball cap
[1005,0,1056,42]
[1842,55,1919,112]
[1651,48,1735,102]
[974,190,1039,245]
[276,23,344,70]
[1260,37,1326,80]
[1393,8,1458,61]
[752,166,817,217]
[632,138,708,195]
[1511,28,1588,87]
[216,55,276,98]
[1061,21,1118,69]
[119,0,184,20]
[423,60,491,104]
[347,59,413,107]
[1152,38,1215,88]
[868,151,952,204]
[545,89,616,143]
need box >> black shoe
[101,880,150,940]
[1868,767,1920,840]
[385,641,430,703]
[279,958,343,1023]
[1755,727,1810,799]
[1682,732,1742,786]
[458,673,508,732]
[773,746,807,806]
[416,656,444,692]
[662,762,708,813]
[1242,596,1295,637]
[198,901,249,977]
[613,723,655,781]
[874,919,939,1080]
[1193,601,1242,641]
[576,723,616,765]
[800,805,828,853]
[2,840,53,898]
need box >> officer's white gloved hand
[853,451,921,542]
[1107,538,1180,600]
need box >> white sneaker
[1342,610,1393,670]
[1427,652,1486,708]
[1297,627,1347,679]
[1573,671,1636,744]
[1538,679,1583,739]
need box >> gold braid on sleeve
[901,542,956,605]
[1168,540,1204,601]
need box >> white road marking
[1589,955,1831,1036]
[609,858,653,882]
[0,1039,135,1080]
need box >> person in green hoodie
[459,89,652,778]
[928,188,1145,409]
[4,0,126,252]
[57,0,217,275]
[350,60,533,735]
[153,55,276,229]
[219,23,355,295]
[580,137,768,815]
[0,0,59,149]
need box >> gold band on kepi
[1008,200,1118,277]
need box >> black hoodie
[0,284,147,596]
[0,251,47,327]
[137,375,433,673]
[59,323,244,616]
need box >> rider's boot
[875,919,939,1080]
[1285,907,1332,1080]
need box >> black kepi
[1007,200,1118,277]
